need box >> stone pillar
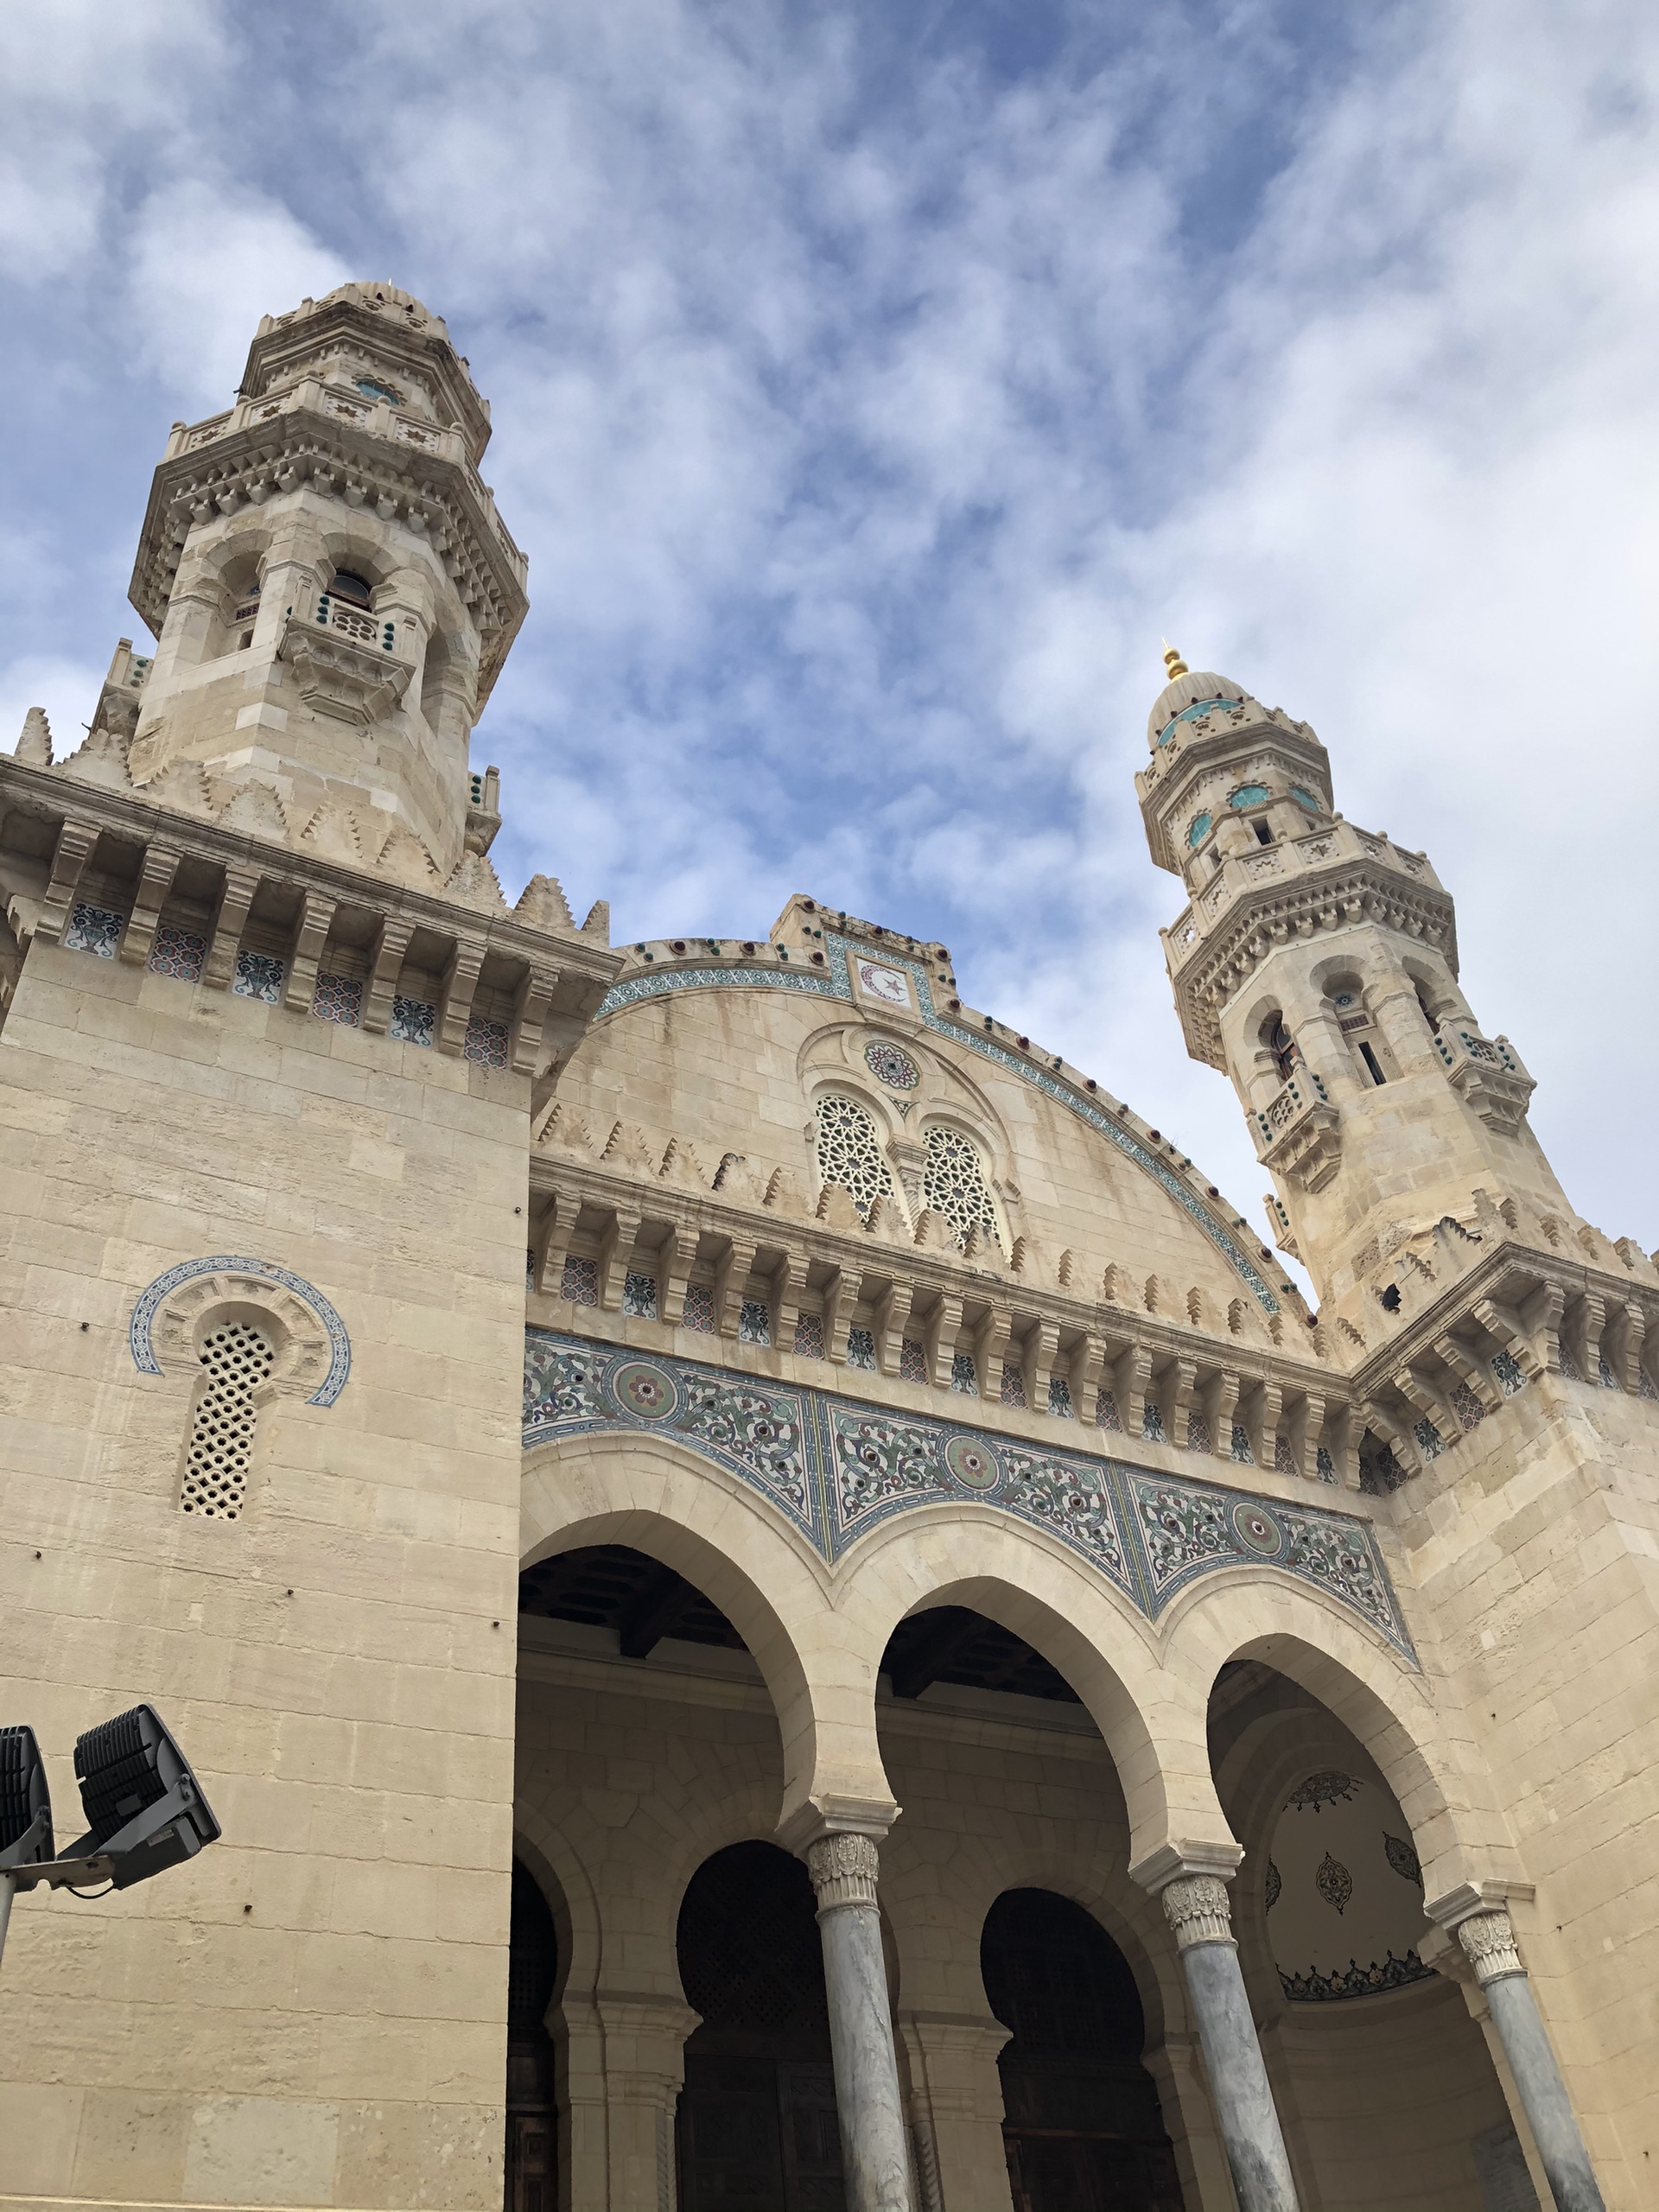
[1158,1873,1300,2212]
[806,1832,913,2212]
[1454,1909,1605,2212]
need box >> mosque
[0,281,1649,2212]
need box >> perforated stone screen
[921,1124,1001,1251]
[814,1093,893,1219]
[181,1321,274,1518]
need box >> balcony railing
[1252,1067,1342,1192]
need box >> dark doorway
[676,1840,846,2212]
[505,1861,560,2212]
[982,1890,1185,2212]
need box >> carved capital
[807,1831,880,1913]
[1456,1908,1525,1987]
[1160,1873,1235,1951]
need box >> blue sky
[4,0,1657,1274]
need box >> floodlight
[0,1726,53,1870]
[62,1705,220,1890]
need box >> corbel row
[529,1173,1355,1485]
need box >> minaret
[1135,648,1575,1323]
[120,280,526,877]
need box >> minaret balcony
[276,613,413,728]
[1434,1026,1535,1135]
[1251,1069,1342,1192]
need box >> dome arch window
[813,1090,897,1222]
[920,1121,1004,1254]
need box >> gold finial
[1161,639,1188,682]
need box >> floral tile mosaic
[683,1284,716,1333]
[464,1014,510,1067]
[793,1312,825,1358]
[1185,1412,1212,1454]
[1413,1418,1446,1460]
[1230,1423,1254,1465]
[999,1363,1027,1408]
[1491,1350,1528,1396]
[950,1351,978,1395]
[65,903,124,957]
[739,1299,772,1346]
[1096,1391,1122,1433]
[1315,1446,1337,1484]
[1141,1400,1166,1444]
[899,1337,928,1383]
[312,972,363,1027]
[594,932,1283,1315]
[232,949,285,1003]
[1451,1382,1486,1431]
[391,995,435,1046]
[522,1327,1417,1661]
[561,1255,599,1306]
[846,1327,876,1371]
[622,1271,658,1319]
[1274,1432,1296,1474]
[148,925,207,982]
[1046,1376,1073,1419]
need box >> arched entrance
[982,1890,1184,2212]
[676,1840,847,2212]
[505,1860,560,2212]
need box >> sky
[3,0,1657,1276]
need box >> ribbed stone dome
[316,280,442,332]
[1146,669,1249,747]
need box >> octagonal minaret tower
[121,281,526,877]
[1135,647,1576,1320]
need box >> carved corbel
[1202,1368,1241,1459]
[927,1294,964,1390]
[1605,1301,1647,1395]
[1518,1281,1567,1378]
[1364,1399,1422,1479]
[1472,1295,1545,1383]
[35,818,99,944]
[872,1283,904,1377]
[1030,1320,1062,1414]
[119,843,182,966]
[1115,1342,1153,1438]
[772,1249,806,1351]
[1568,1292,1607,1386]
[1071,1333,1109,1425]
[200,866,263,990]
[437,933,487,1053]
[512,964,560,1078]
[1433,1332,1502,1415]
[532,1194,577,1299]
[282,890,338,1013]
[821,1267,849,1366]
[1259,1380,1285,1463]
[360,915,416,1034]
[715,1236,757,1338]
[597,1211,641,1313]
[658,1223,697,1327]
[1391,1364,1456,1446]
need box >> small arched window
[1415,986,1441,1036]
[1263,1014,1298,1083]
[329,569,374,607]
[922,1124,1001,1252]
[181,1320,275,1519]
[815,1093,894,1219]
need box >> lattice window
[181,1321,274,1519]
[921,1125,1001,1251]
[739,1299,772,1345]
[561,1255,599,1306]
[1451,1382,1486,1431]
[149,925,207,982]
[1274,1432,1296,1472]
[815,1093,893,1219]
[683,1284,716,1333]
[1185,1411,1211,1453]
[464,1015,510,1067]
[312,972,363,1027]
[950,1351,978,1395]
[899,1337,928,1382]
[1096,1390,1122,1432]
[1000,1363,1027,1408]
[792,1312,824,1358]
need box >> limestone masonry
[1,282,1650,2212]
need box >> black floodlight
[0,1726,53,1870]
[64,1705,220,1890]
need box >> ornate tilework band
[129,1255,352,1407]
[1160,1874,1236,1951]
[808,1832,880,1913]
[523,1329,1418,1661]
[1457,1908,1525,1986]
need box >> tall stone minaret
[123,280,526,878]
[1135,647,1575,1325]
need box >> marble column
[806,1832,913,2212]
[1159,1873,1300,2212]
[1455,1909,1605,2212]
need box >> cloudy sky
[3,0,1656,1274]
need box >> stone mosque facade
[0,283,1652,2212]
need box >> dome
[1146,669,1249,748]
[316,281,444,334]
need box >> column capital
[1422,1875,1535,1932]
[808,1831,881,1912]
[776,1793,899,1857]
[1128,1838,1244,1894]
[1159,1873,1236,1952]
[1455,1908,1527,1988]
